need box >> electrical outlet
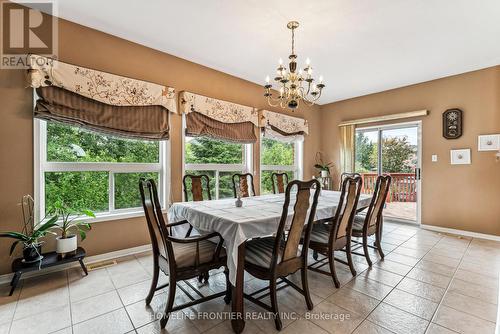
[431,154,438,162]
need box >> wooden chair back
[332,175,363,240]
[364,175,392,228]
[139,179,174,264]
[183,174,211,201]
[232,173,256,198]
[274,179,321,268]
[271,172,289,194]
[339,172,361,190]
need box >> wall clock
[443,109,463,139]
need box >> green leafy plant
[314,152,333,174]
[49,201,95,240]
[0,216,59,255]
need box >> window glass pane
[219,171,244,199]
[261,138,294,166]
[184,170,215,201]
[47,122,159,163]
[185,137,243,164]
[115,172,159,209]
[45,172,108,214]
[261,170,294,195]
[355,131,378,174]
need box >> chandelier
[264,21,325,110]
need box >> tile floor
[0,222,498,334]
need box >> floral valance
[179,91,258,126]
[260,110,309,135]
[27,54,176,112]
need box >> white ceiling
[32,0,500,103]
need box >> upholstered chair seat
[172,240,227,269]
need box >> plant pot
[56,235,77,254]
[23,244,43,263]
[321,170,329,178]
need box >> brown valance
[35,86,169,140]
[185,111,256,143]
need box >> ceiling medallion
[264,21,325,110]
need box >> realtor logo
[1,1,58,69]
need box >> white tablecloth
[168,190,372,284]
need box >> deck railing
[360,173,417,203]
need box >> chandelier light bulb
[265,75,270,83]
[319,75,323,83]
[279,58,283,65]
[306,58,311,65]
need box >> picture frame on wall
[478,134,500,151]
[450,149,471,165]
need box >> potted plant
[49,202,94,256]
[0,195,58,263]
[314,152,333,177]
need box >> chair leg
[160,279,176,328]
[328,250,340,288]
[146,260,160,305]
[301,268,313,310]
[346,242,357,276]
[269,279,282,331]
[362,234,373,267]
[312,250,318,260]
[224,267,232,305]
[375,230,385,259]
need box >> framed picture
[450,149,471,165]
[443,109,463,139]
[478,134,500,151]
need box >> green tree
[379,136,415,173]
[261,138,295,194]
[185,137,243,164]
[355,132,376,172]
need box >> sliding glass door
[355,122,421,224]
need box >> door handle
[414,168,421,180]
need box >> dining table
[168,190,373,333]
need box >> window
[260,136,303,194]
[35,120,169,221]
[184,135,252,200]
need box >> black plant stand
[9,247,87,296]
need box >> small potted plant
[49,202,94,256]
[0,195,58,263]
[314,152,333,177]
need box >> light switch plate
[431,155,438,162]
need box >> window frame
[34,119,170,223]
[260,134,304,193]
[181,114,253,200]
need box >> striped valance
[260,110,309,138]
[27,54,176,112]
[35,86,169,140]
[179,91,259,126]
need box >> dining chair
[339,172,361,189]
[350,174,392,266]
[271,172,289,194]
[232,173,256,197]
[139,178,231,328]
[183,174,212,201]
[243,179,321,330]
[307,175,362,288]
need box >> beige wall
[320,66,500,236]
[0,17,321,274]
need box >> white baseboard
[421,224,500,242]
[0,244,152,286]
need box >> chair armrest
[165,220,190,228]
[166,232,221,244]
